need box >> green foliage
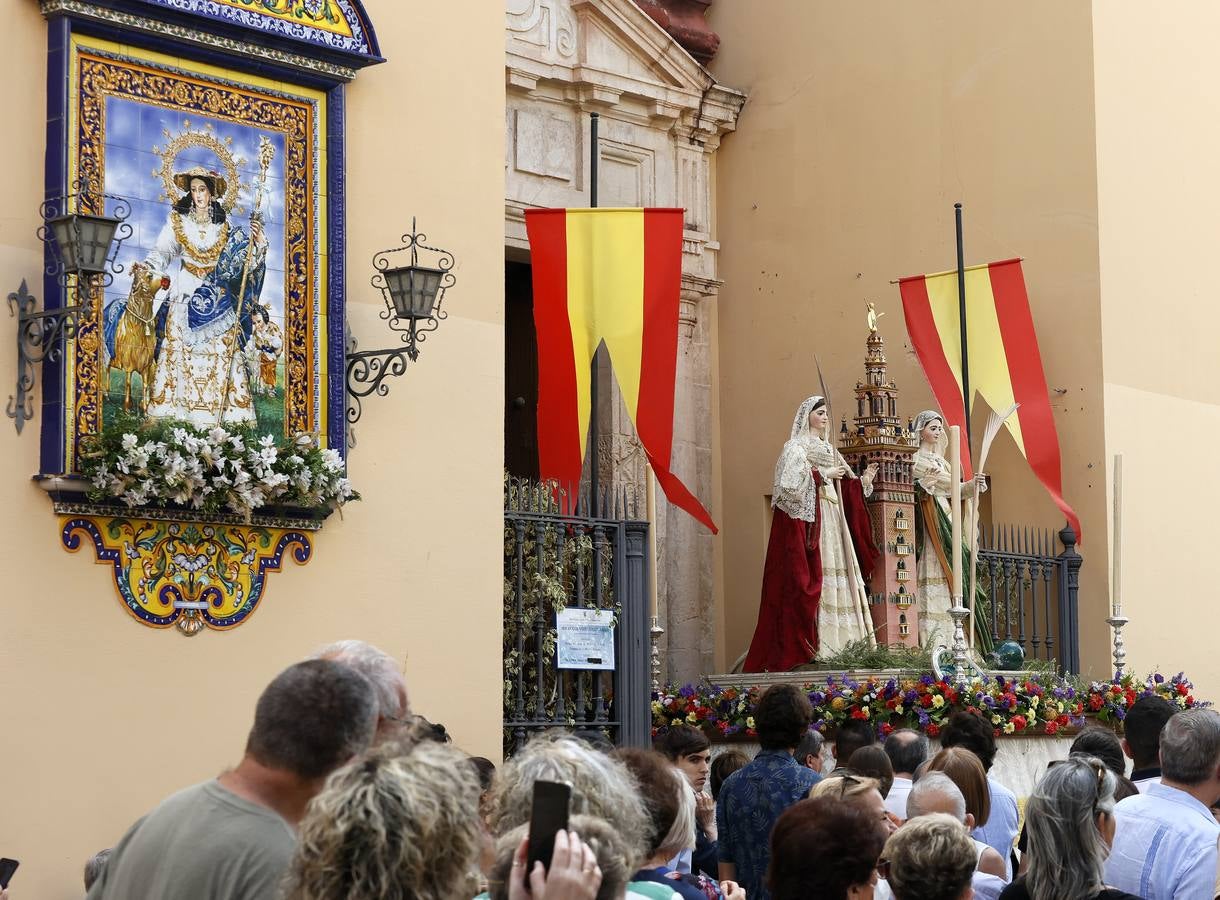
[503,476,617,753]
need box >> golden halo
[155,125,242,214]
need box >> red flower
[1057,714,1069,726]
[1177,683,1190,696]
[1012,715,1028,732]
[880,723,894,737]
[850,708,868,720]
[920,695,934,708]
[886,698,899,710]
[926,724,940,738]
[1045,721,1059,736]
[1187,695,1196,705]
[1088,695,1104,711]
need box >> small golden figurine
[866,301,885,333]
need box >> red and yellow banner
[899,258,1081,542]
[525,207,716,532]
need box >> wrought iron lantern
[345,218,455,429]
[8,167,131,433]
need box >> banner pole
[955,202,972,455]
[588,111,601,510]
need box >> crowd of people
[8,648,1212,900]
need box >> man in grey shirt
[87,659,378,900]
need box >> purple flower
[1154,673,1165,684]
[679,684,698,698]
[920,675,934,686]
[885,678,897,695]
[810,692,826,705]
[1114,707,1127,721]
[917,710,930,727]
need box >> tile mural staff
[744,395,880,671]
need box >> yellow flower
[747,716,756,729]
[831,697,846,710]
[931,695,945,709]
[1003,722,1015,734]
[686,712,698,724]
[1029,695,1040,709]
[652,701,664,714]
[991,714,1002,725]
[893,704,904,715]
[861,707,871,718]
[672,718,684,726]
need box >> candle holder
[1107,612,1129,678]
[649,615,665,693]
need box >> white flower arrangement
[80,415,358,518]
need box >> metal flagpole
[954,203,972,453]
[588,111,601,512]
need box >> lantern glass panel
[76,214,118,273]
[49,216,77,272]
[385,265,445,319]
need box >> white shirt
[886,776,913,819]
[1104,781,1220,900]
[1134,774,1163,794]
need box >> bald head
[884,728,929,777]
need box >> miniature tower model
[839,326,920,647]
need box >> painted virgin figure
[743,396,881,672]
[912,410,993,652]
[143,165,267,427]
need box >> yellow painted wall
[707,2,1112,676]
[1092,1,1220,696]
[0,2,504,897]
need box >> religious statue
[743,395,881,671]
[911,410,993,651]
[866,301,884,334]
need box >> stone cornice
[507,0,744,139]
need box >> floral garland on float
[652,670,1203,740]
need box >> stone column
[657,276,719,686]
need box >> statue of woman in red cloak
[743,395,881,672]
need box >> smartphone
[0,858,18,889]
[526,780,571,879]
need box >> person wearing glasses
[999,756,1140,900]
[809,773,897,841]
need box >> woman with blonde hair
[810,772,897,841]
[284,738,600,900]
[925,747,1007,880]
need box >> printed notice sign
[556,608,615,671]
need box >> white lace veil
[790,395,827,442]
[772,396,828,521]
[913,409,948,456]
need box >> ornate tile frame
[37,0,382,633]
[39,0,381,474]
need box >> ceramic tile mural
[61,515,312,635]
[41,1,372,633]
[66,35,326,468]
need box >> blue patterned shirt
[715,750,821,900]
